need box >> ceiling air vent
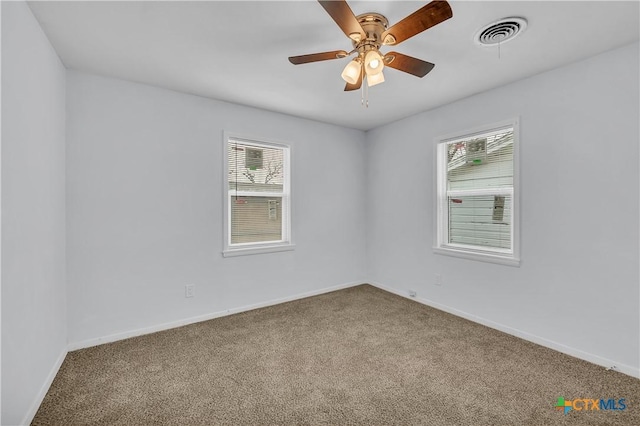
[475,17,527,46]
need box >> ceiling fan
[288,0,453,91]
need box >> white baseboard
[369,281,640,379]
[21,348,68,426]
[68,281,364,351]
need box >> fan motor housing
[353,13,388,49]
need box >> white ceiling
[28,1,640,131]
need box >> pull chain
[366,80,369,108]
[361,76,369,108]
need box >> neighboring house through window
[223,134,293,257]
[434,119,520,266]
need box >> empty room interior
[2,0,639,425]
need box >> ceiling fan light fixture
[341,59,362,84]
[364,50,384,76]
[366,70,385,87]
[289,0,454,92]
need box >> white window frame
[222,132,294,257]
[433,118,520,266]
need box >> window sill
[433,246,520,267]
[223,243,295,258]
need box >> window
[434,119,520,266]
[223,134,293,257]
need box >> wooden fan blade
[384,52,434,77]
[289,50,348,65]
[344,69,363,91]
[318,0,365,41]
[382,1,452,46]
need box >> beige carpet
[33,285,638,425]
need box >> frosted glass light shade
[364,50,384,76]
[367,71,385,87]
[341,60,361,84]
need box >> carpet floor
[33,284,639,425]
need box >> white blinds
[445,128,514,251]
[227,139,288,245]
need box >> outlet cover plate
[185,284,195,298]
[435,274,442,286]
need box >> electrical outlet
[409,290,417,298]
[435,274,443,286]
[185,284,195,298]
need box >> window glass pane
[230,196,283,244]
[448,195,511,250]
[225,136,291,252]
[228,141,284,193]
[447,130,513,191]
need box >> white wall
[65,70,367,346]
[366,42,640,376]
[1,2,67,425]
